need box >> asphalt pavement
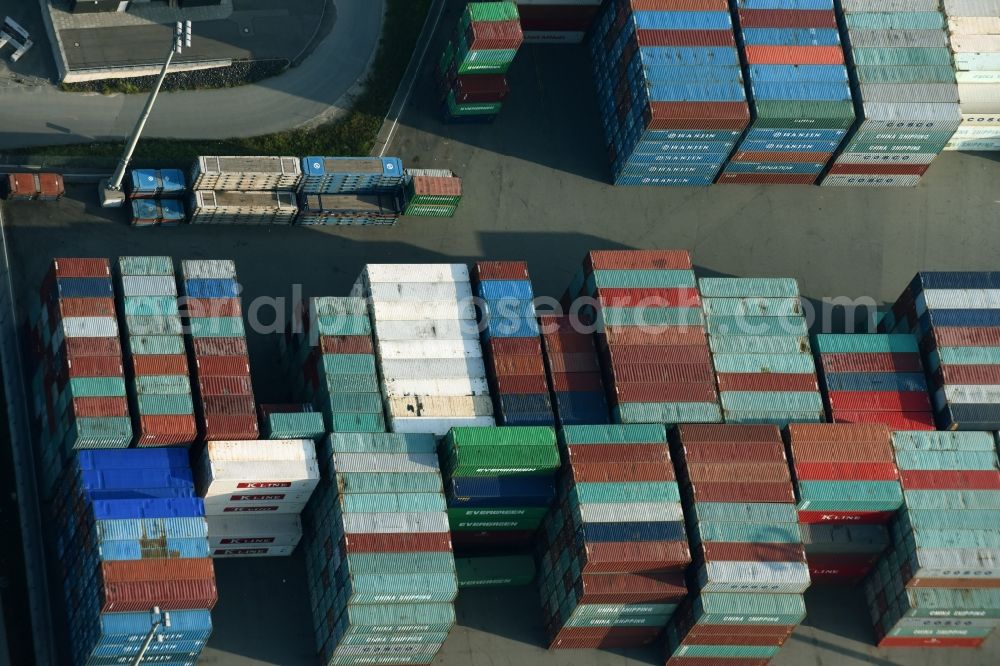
[0,0,382,150]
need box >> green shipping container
[702,298,802,317]
[265,412,326,440]
[135,375,191,395]
[587,269,696,291]
[613,402,722,424]
[137,393,194,416]
[330,412,385,433]
[723,410,823,425]
[446,91,503,116]
[445,426,556,449]
[573,481,680,504]
[456,556,535,587]
[322,354,377,375]
[125,315,183,336]
[188,316,245,338]
[891,431,995,452]
[123,296,178,317]
[695,521,803,545]
[707,315,808,337]
[71,417,133,449]
[691,502,798,525]
[404,203,458,218]
[855,65,957,84]
[337,472,443,495]
[814,334,918,354]
[712,353,815,374]
[69,377,127,398]
[345,552,456,575]
[119,256,173,276]
[560,423,666,445]
[751,101,855,130]
[323,374,381,394]
[341,493,446,514]
[462,1,519,24]
[329,432,436,454]
[600,306,704,327]
[845,13,945,31]
[698,278,800,298]
[329,392,384,414]
[313,297,367,316]
[442,445,561,476]
[710,335,810,355]
[315,315,371,337]
[127,335,185,356]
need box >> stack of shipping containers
[472,261,555,426]
[355,264,495,435]
[943,0,1000,151]
[117,256,197,446]
[303,433,457,666]
[127,169,187,227]
[191,156,302,191]
[537,424,690,649]
[54,449,215,666]
[566,249,720,424]
[588,0,750,186]
[180,259,259,440]
[439,2,522,123]
[667,425,809,665]
[198,440,319,558]
[822,0,961,187]
[881,271,1000,430]
[539,314,610,426]
[700,277,823,425]
[30,258,132,497]
[284,297,387,433]
[785,423,902,584]
[863,431,1000,647]
[814,333,935,430]
[403,169,463,218]
[718,0,854,184]
[440,426,559,558]
[188,190,299,226]
[296,156,405,226]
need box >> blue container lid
[131,199,159,218]
[381,157,404,176]
[303,156,327,176]
[159,169,186,192]
[78,448,189,470]
[130,169,159,192]
[160,199,185,220]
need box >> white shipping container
[850,29,947,48]
[332,452,441,474]
[860,84,959,104]
[376,339,484,360]
[956,52,1000,70]
[341,511,450,534]
[206,514,303,547]
[363,264,469,285]
[945,138,1000,150]
[204,440,317,462]
[211,545,296,558]
[120,275,177,297]
[822,174,922,187]
[948,17,1000,36]
[370,300,477,321]
[199,473,319,497]
[918,289,1000,311]
[578,502,685,524]
[372,319,480,341]
[379,358,487,380]
[203,489,314,504]
[368,282,473,303]
[385,395,494,418]
[911,547,1000,571]
[698,561,811,593]
[843,0,936,11]
[942,385,1000,404]
[956,71,1000,84]
[389,416,496,436]
[950,35,1000,53]
[895,617,1000,628]
[382,378,491,397]
[204,501,308,516]
[333,644,443,657]
[837,152,937,165]
[60,316,118,338]
[181,259,237,279]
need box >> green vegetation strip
[16,0,431,163]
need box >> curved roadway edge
[0,0,384,150]
[0,204,55,666]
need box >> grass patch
[20,0,432,162]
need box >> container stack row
[30,258,132,498]
[667,424,809,666]
[537,424,690,649]
[822,0,961,187]
[588,0,750,186]
[701,277,823,425]
[943,0,1000,152]
[441,426,559,557]
[302,433,457,666]
[284,297,387,433]
[197,440,319,558]
[439,1,522,123]
[403,169,464,218]
[127,168,187,227]
[539,314,610,426]
[881,271,1000,431]
[180,259,259,440]
[472,260,555,426]
[786,423,902,584]
[814,333,935,430]
[52,448,215,666]
[297,157,405,226]
[356,263,495,436]
[117,256,197,446]
[863,431,1000,648]
[719,0,854,185]
[568,249,721,424]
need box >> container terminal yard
[2,2,1000,666]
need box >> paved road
[0,0,383,150]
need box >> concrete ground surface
[0,0,381,149]
[2,16,1000,666]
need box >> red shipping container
[550,624,662,642]
[452,74,509,104]
[717,173,818,185]
[932,326,1000,348]
[52,258,110,278]
[678,632,791,647]
[492,354,546,376]
[550,634,657,649]
[72,396,129,418]
[786,422,892,445]
[689,481,795,503]
[586,249,692,271]
[730,151,831,164]
[602,326,708,347]
[196,355,251,377]
[797,509,897,525]
[193,337,249,357]
[202,414,258,440]
[877,636,985,649]
[738,9,838,29]
[575,571,687,605]
[716,372,818,392]
[606,344,712,364]
[829,163,929,176]
[832,411,936,431]
[826,390,931,412]
[132,354,190,377]
[788,440,894,463]
[344,532,452,553]
[745,44,844,65]
[686,462,791,483]
[64,336,122,358]
[612,362,715,384]
[465,19,524,51]
[571,462,675,483]
[595,287,700,308]
[582,541,690,573]
[646,102,750,131]
[612,382,718,404]
[494,373,549,394]
[66,355,123,378]
[937,364,1000,385]
[102,557,215,581]
[474,261,527,282]
[201,394,255,415]
[679,624,795,638]
[906,576,1000,589]
[699,541,807,564]
[681,441,787,464]
[101,580,218,612]
[491,336,543,356]
[793,461,899,482]
[38,173,65,199]
[637,28,736,47]
[318,335,373,355]
[678,424,782,444]
[137,414,198,447]
[545,352,601,374]
[567,444,671,464]
[57,297,116,318]
[820,352,924,373]
[899,469,1000,491]
[199,376,254,397]
[183,297,242,318]
[548,371,604,392]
